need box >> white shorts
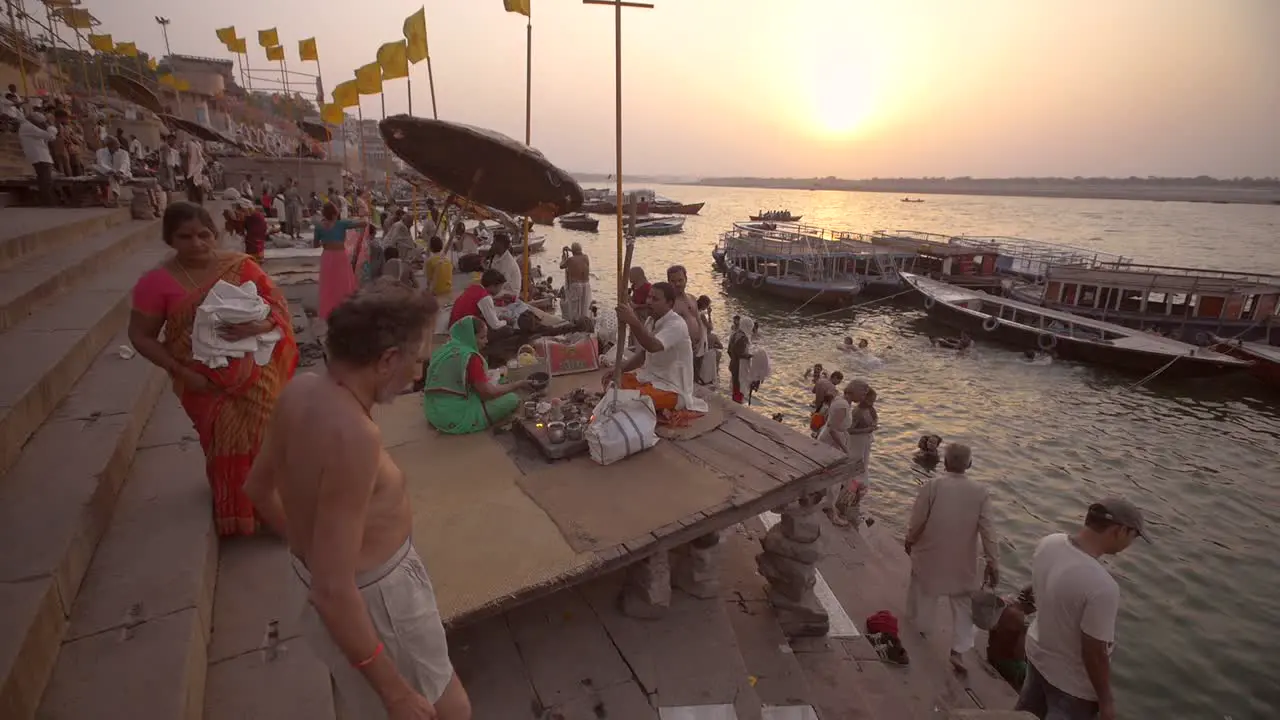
[293,539,454,718]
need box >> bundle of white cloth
[191,280,283,369]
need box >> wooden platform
[374,374,848,628]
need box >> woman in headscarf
[422,316,532,434]
[818,380,878,527]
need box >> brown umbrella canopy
[297,119,333,142]
[106,74,164,115]
[158,114,244,149]
[379,114,583,221]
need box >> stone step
[0,332,167,720]
[0,229,166,478]
[719,527,818,713]
[203,536,334,720]
[0,207,129,273]
[37,393,219,720]
[0,216,158,332]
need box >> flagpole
[426,55,437,119]
[381,92,390,199]
[406,74,413,117]
[521,3,532,300]
[357,102,367,184]
[244,49,253,91]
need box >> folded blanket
[191,279,283,369]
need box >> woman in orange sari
[128,202,299,536]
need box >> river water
[533,186,1280,720]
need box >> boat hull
[726,271,861,308]
[915,289,1248,378]
[651,202,704,215]
[749,214,803,222]
[1036,305,1278,345]
[1211,339,1280,386]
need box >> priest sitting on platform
[604,281,709,415]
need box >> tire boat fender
[983,315,1000,332]
[751,275,765,289]
[1038,332,1058,350]
[923,295,936,310]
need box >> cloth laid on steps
[191,279,284,369]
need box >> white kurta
[633,310,708,413]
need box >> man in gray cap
[1017,497,1147,720]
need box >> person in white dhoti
[903,443,1000,675]
[92,135,131,207]
[817,380,875,527]
[559,242,592,322]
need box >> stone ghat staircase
[0,207,336,720]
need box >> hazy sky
[91,0,1280,178]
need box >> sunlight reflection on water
[537,186,1280,719]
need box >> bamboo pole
[357,102,366,184]
[520,5,532,300]
[8,0,29,96]
[426,55,437,119]
[380,92,389,200]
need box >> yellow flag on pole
[227,37,247,54]
[299,37,318,62]
[56,7,95,30]
[503,0,530,16]
[175,78,191,92]
[403,7,429,63]
[148,57,158,70]
[332,80,360,108]
[115,41,138,57]
[377,41,409,81]
[158,74,177,88]
[258,28,279,48]
[321,103,345,126]
[87,33,113,52]
[266,45,285,62]
[215,26,238,45]
[355,62,383,95]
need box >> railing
[1089,262,1280,285]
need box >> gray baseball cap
[1090,497,1149,541]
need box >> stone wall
[218,156,343,197]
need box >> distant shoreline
[671,179,1280,206]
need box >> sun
[805,53,879,138]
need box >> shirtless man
[666,265,705,377]
[559,242,592,322]
[244,282,471,720]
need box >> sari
[132,252,299,536]
[316,219,361,320]
[422,317,520,435]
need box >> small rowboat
[902,273,1251,377]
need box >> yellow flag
[158,73,177,88]
[215,26,238,45]
[266,45,285,62]
[377,41,409,81]
[321,103,345,125]
[504,0,530,16]
[403,7,429,63]
[299,37,318,62]
[56,7,95,30]
[258,28,279,48]
[227,37,247,54]
[148,57,158,70]
[175,78,191,92]
[115,41,138,57]
[355,62,383,95]
[87,33,113,52]
[332,80,360,108]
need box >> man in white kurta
[609,281,708,414]
[903,442,999,673]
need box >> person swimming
[932,331,972,352]
[804,362,826,380]
[914,434,943,470]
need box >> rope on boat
[799,288,918,320]
[1127,355,1182,390]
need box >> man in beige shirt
[245,283,471,720]
[904,443,999,674]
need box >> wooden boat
[632,216,685,236]
[558,213,599,232]
[718,222,864,307]
[750,211,803,222]
[902,273,1252,377]
[900,197,925,203]
[650,199,705,215]
[1209,335,1280,386]
[1011,263,1280,345]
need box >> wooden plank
[719,402,846,468]
[718,417,822,475]
[681,430,799,488]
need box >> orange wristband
[354,642,384,669]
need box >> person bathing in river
[933,331,973,352]
[915,434,944,470]
[604,282,708,418]
[816,380,876,528]
[804,362,826,381]
[810,371,843,435]
[559,242,592,322]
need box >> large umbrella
[297,119,333,143]
[158,114,245,149]
[106,74,165,115]
[379,115,583,223]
